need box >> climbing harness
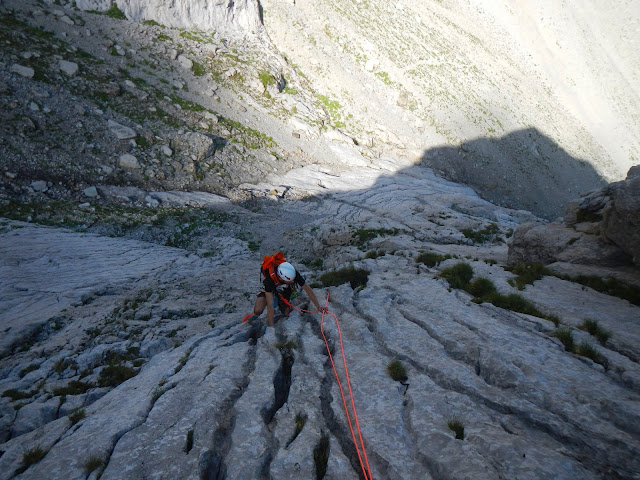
[278,292,373,480]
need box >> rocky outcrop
[76,0,264,38]
[508,166,640,269]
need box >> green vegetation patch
[274,340,298,350]
[506,263,553,290]
[364,249,385,260]
[0,200,234,251]
[567,274,640,306]
[319,266,369,290]
[552,328,574,352]
[105,5,127,19]
[316,94,345,128]
[576,341,605,365]
[460,223,500,244]
[313,434,330,480]
[19,364,39,378]
[69,409,86,425]
[487,293,547,318]
[509,264,640,305]
[259,71,276,89]
[440,263,555,321]
[98,365,137,387]
[2,388,34,401]
[578,319,611,345]
[387,360,408,382]
[352,228,399,249]
[16,447,48,474]
[142,19,163,27]
[179,30,214,43]
[551,328,607,366]
[286,413,307,448]
[416,251,451,267]
[465,277,497,299]
[52,380,94,396]
[439,263,473,290]
[84,456,105,474]
[191,60,207,76]
[447,416,465,440]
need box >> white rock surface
[107,120,136,140]
[10,64,34,79]
[1,161,639,479]
[119,153,140,169]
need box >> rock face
[600,166,640,266]
[2,164,640,480]
[509,166,640,269]
[1,0,640,478]
[76,0,264,38]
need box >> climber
[242,252,327,327]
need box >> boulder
[108,120,136,140]
[119,154,141,169]
[83,186,99,198]
[173,131,215,160]
[30,180,48,192]
[509,166,640,269]
[10,64,34,79]
[601,167,640,266]
[177,54,193,70]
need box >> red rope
[279,293,373,480]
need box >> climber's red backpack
[261,252,286,286]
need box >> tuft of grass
[16,447,47,474]
[416,251,450,267]
[465,277,497,298]
[313,434,330,480]
[447,417,465,440]
[69,409,86,425]
[552,328,574,351]
[319,266,369,290]
[487,293,547,318]
[53,359,75,373]
[19,364,39,378]
[52,380,94,396]
[576,341,605,365]
[439,263,473,289]
[84,456,105,474]
[192,60,206,76]
[387,360,408,382]
[579,319,610,345]
[506,263,552,290]
[365,249,385,259]
[2,389,33,401]
[97,365,137,387]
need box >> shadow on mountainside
[420,127,606,220]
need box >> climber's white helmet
[277,262,296,282]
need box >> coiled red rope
[279,292,373,480]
